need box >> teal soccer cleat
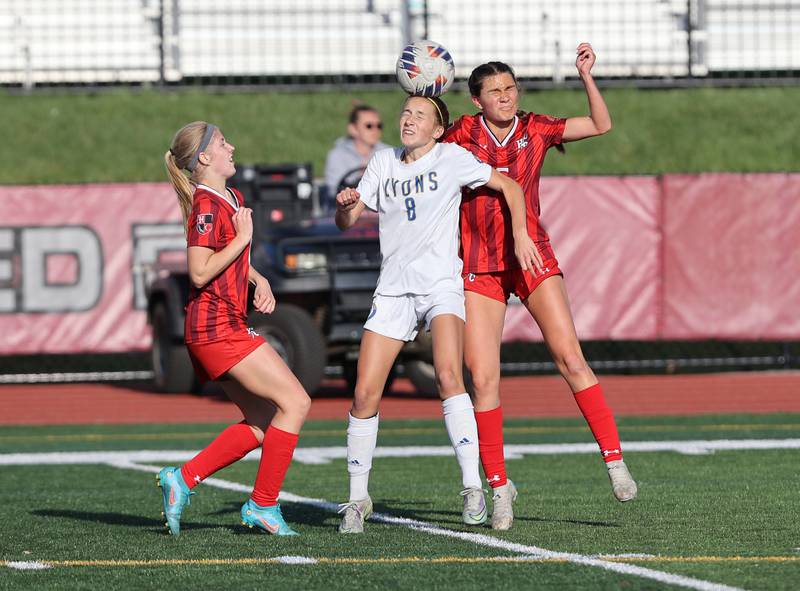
[157,466,194,536]
[240,499,299,536]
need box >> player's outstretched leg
[490,479,517,530]
[573,384,638,502]
[157,466,195,536]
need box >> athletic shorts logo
[367,304,377,320]
[467,273,476,282]
[196,213,214,235]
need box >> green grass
[3,86,799,185]
[2,414,800,589]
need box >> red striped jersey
[444,111,566,273]
[184,185,249,344]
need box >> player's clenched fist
[336,187,360,211]
[575,42,596,75]
[232,207,253,242]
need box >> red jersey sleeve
[187,197,222,249]
[530,114,567,148]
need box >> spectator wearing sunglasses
[324,104,391,205]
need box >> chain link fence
[1,0,798,89]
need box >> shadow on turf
[211,502,337,532]
[31,509,233,534]
[373,501,621,529]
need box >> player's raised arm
[562,43,612,142]
[484,170,543,274]
[335,187,367,230]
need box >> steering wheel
[335,166,367,194]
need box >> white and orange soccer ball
[395,40,455,97]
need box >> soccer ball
[395,40,455,97]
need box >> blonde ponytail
[164,150,194,235]
[164,121,215,235]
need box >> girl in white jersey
[334,95,541,533]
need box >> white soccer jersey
[358,143,492,296]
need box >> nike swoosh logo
[169,488,176,505]
[258,517,280,533]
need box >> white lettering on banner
[0,229,15,312]
[131,223,185,310]
[0,226,103,313]
[22,227,103,312]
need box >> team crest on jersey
[516,136,529,150]
[196,213,214,235]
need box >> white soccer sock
[442,393,482,490]
[347,413,379,501]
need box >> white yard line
[1,438,799,466]
[114,459,743,591]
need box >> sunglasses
[364,122,383,130]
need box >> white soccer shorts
[364,291,465,342]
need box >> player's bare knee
[555,352,591,381]
[352,385,382,415]
[295,392,312,419]
[469,367,500,397]
[435,366,463,394]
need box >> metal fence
[1,0,798,89]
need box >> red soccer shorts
[186,328,266,383]
[463,247,562,304]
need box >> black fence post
[687,0,694,78]
[158,0,166,85]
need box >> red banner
[0,183,184,353]
[503,176,662,342]
[660,173,800,339]
[1,174,798,354]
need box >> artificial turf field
[1,414,799,590]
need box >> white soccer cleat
[490,479,517,531]
[460,487,488,526]
[607,460,638,502]
[338,497,373,534]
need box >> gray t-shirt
[324,137,391,198]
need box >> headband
[186,124,217,172]
[426,97,445,127]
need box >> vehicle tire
[404,359,475,398]
[343,360,397,394]
[403,359,438,398]
[251,304,327,396]
[151,303,198,393]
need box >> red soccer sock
[181,421,260,489]
[474,406,507,488]
[250,426,299,507]
[574,383,623,462]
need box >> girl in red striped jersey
[156,121,311,537]
[443,43,637,530]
